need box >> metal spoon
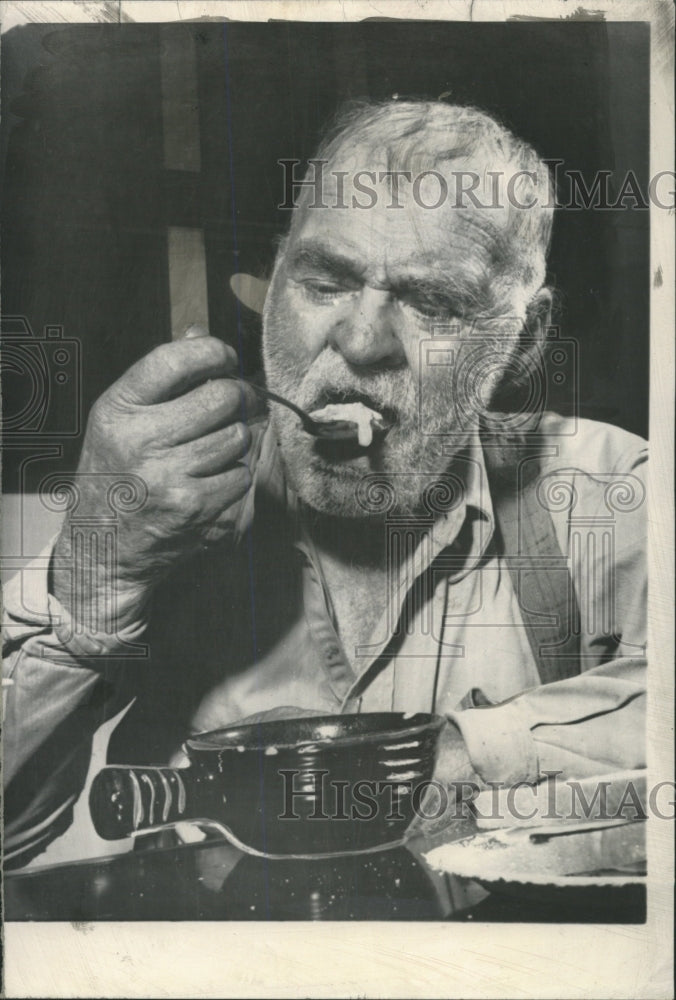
[178,327,383,443]
[227,375,390,442]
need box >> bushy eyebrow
[286,240,365,281]
[286,238,492,312]
[391,274,474,303]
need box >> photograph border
[1,2,673,997]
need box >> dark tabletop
[4,820,646,923]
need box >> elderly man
[3,101,646,867]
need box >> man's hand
[52,329,263,633]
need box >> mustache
[295,354,417,418]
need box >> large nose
[327,286,406,368]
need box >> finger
[157,377,266,445]
[200,464,252,511]
[177,422,252,478]
[110,336,238,406]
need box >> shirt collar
[440,430,494,531]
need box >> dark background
[1,21,650,492]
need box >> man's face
[262,146,524,517]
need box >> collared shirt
[2,413,647,867]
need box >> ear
[489,287,552,413]
[515,285,553,383]
[524,286,553,340]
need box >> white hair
[288,99,555,315]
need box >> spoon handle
[225,375,312,429]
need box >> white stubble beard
[262,306,473,519]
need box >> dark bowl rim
[183,711,446,754]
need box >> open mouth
[306,391,398,461]
[308,390,398,431]
[308,391,397,452]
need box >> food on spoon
[309,402,387,447]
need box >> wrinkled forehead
[292,139,515,245]
[288,143,516,279]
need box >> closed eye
[394,278,463,321]
[300,278,359,302]
[399,294,461,321]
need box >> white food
[309,402,384,447]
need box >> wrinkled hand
[52,328,263,631]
